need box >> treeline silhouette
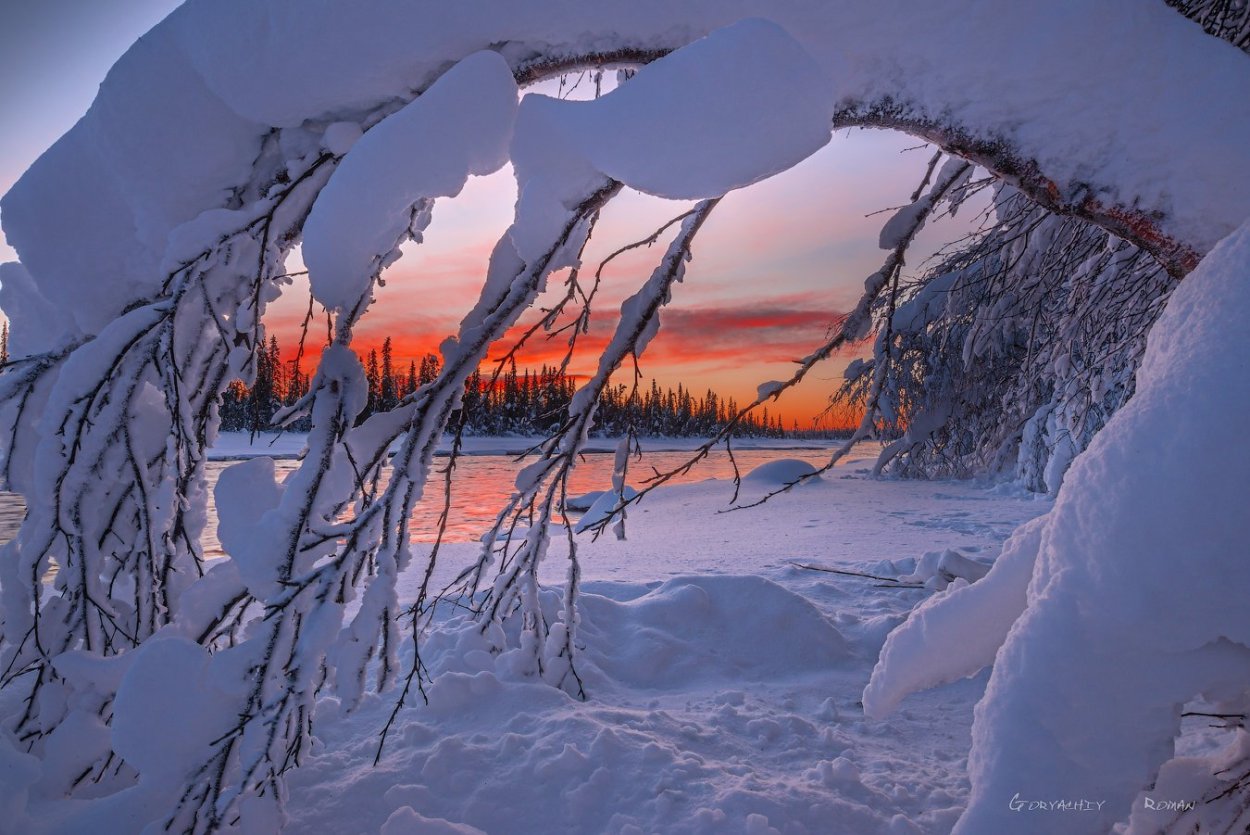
[218,336,800,438]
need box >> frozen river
[0,445,847,555]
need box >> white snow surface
[276,457,1052,834]
[954,219,1250,833]
[0,447,1057,833]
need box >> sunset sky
[0,1,982,428]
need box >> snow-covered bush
[837,185,1174,492]
[835,7,1250,491]
[0,2,1247,832]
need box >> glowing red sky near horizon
[266,131,980,427]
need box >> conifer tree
[380,337,397,411]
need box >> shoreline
[207,430,856,462]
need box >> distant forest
[219,336,808,438]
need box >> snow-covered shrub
[837,186,1174,492]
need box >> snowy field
[0,445,1055,834]
[269,450,1051,835]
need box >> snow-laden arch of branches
[0,2,1248,832]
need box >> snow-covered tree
[0,2,1247,832]
[826,11,1250,494]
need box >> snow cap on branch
[303,50,518,312]
[511,18,835,202]
[215,457,285,599]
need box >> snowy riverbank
[208,430,847,460]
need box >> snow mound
[743,458,822,486]
[955,218,1250,833]
[382,807,485,835]
[578,575,850,689]
[284,576,892,835]
[901,548,991,591]
[564,490,604,512]
[863,518,1043,718]
[573,486,638,534]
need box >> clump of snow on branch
[862,516,1043,718]
[302,51,518,312]
[823,173,1178,494]
[514,18,833,200]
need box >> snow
[112,636,235,789]
[954,218,1250,833]
[862,517,1043,719]
[0,444,1053,833]
[382,808,484,835]
[573,486,638,533]
[0,262,61,357]
[756,381,786,401]
[2,2,1249,832]
[512,19,833,202]
[302,51,518,312]
[214,457,285,601]
[576,575,851,688]
[266,457,1050,835]
[742,458,822,486]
